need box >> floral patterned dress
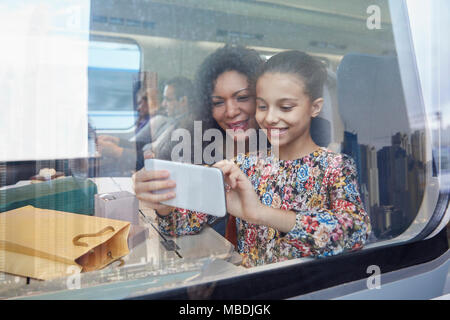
[157,147,371,268]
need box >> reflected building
[375,130,426,238]
[372,205,403,237]
[392,132,411,155]
[342,131,362,190]
[377,134,409,237]
[411,130,426,163]
[360,144,379,221]
[342,130,425,239]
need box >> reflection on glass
[0,0,441,300]
[342,130,426,240]
[88,40,141,130]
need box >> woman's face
[211,70,258,142]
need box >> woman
[133,45,264,236]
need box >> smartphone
[144,159,227,217]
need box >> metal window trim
[88,34,143,132]
[378,0,450,243]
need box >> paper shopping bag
[0,206,130,280]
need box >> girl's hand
[132,167,176,215]
[213,160,264,225]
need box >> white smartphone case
[144,159,227,217]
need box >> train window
[0,0,448,300]
[88,38,141,131]
[0,0,91,162]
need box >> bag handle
[107,251,125,267]
[72,226,115,247]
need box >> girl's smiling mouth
[265,127,288,137]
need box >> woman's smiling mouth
[228,120,250,131]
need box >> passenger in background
[96,77,170,176]
[97,77,198,175]
[131,80,169,146]
[134,82,151,136]
[143,77,198,161]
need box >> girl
[214,51,371,267]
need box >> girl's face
[211,70,258,142]
[255,72,323,154]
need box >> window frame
[2,0,449,300]
[362,0,450,245]
[126,228,448,300]
[88,35,143,133]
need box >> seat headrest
[311,117,331,147]
[337,53,409,148]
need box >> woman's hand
[143,149,155,160]
[132,167,176,215]
[213,160,264,225]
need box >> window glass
[0,0,444,299]
[88,39,141,130]
[0,0,90,161]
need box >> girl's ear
[310,97,324,118]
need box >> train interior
[1,0,448,299]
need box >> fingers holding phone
[214,160,252,190]
[213,160,262,223]
[145,159,227,217]
[133,167,176,214]
[144,149,155,160]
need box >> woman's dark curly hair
[195,45,264,130]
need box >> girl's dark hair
[195,45,263,125]
[259,50,327,101]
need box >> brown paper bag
[0,206,130,280]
